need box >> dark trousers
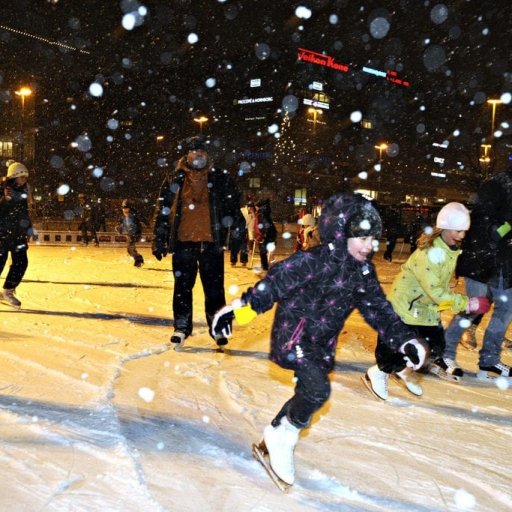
[0,242,29,289]
[172,241,226,338]
[79,221,99,245]
[383,236,397,260]
[375,323,445,374]
[127,236,143,265]
[230,237,248,265]
[259,242,269,270]
[272,360,331,429]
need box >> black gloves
[211,305,235,338]
[399,338,429,370]
[152,248,167,261]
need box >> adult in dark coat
[211,192,424,486]
[152,135,245,348]
[254,198,277,271]
[0,162,34,307]
[443,164,512,378]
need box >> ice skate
[1,288,21,309]
[362,365,389,401]
[170,331,187,351]
[395,368,423,396]
[460,324,477,350]
[430,357,463,382]
[256,417,299,487]
[252,440,291,492]
[477,362,512,381]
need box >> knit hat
[179,136,208,154]
[345,201,382,238]
[6,162,29,179]
[436,202,470,231]
[300,214,316,227]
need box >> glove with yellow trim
[211,300,258,338]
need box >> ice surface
[0,244,511,511]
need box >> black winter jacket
[241,193,416,371]
[0,178,33,245]
[152,158,245,255]
[456,166,512,288]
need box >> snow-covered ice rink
[1,243,511,511]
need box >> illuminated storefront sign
[234,96,273,105]
[303,98,330,109]
[299,48,410,87]
[298,47,349,72]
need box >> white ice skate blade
[392,375,423,396]
[429,365,462,383]
[252,441,291,492]
[361,374,387,401]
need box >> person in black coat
[152,135,245,348]
[211,192,425,486]
[254,198,277,271]
[443,165,512,379]
[116,199,147,267]
[77,193,99,246]
[0,162,34,308]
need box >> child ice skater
[211,192,426,487]
[365,202,491,400]
[116,199,147,267]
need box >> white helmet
[7,162,29,179]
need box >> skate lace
[443,358,459,370]
[495,363,511,376]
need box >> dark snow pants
[272,359,331,429]
[126,235,143,266]
[172,241,226,338]
[0,239,28,290]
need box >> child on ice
[116,199,147,268]
[365,202,491,400]
[212,192,426,487]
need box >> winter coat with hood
[389,235,468,326]
[152,157,245,256]
[0,177,33,244]
[240,193,416,372]
[456,165,512,288]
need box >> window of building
[249,177,261,188]
[0,141,14,158]
[294,188,307,206]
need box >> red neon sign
[298,47,410,88]
[297,48,349,72]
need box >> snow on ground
[0,242,511,511]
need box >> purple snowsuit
[241,194,415,428]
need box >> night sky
[0,0,510,203]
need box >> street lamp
[193,116,208,133]
[308,108,322,131]
[479,143,492,178]
[15,86,32,161]
[374,143,388,162]
[487,98,502,138]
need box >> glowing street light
[487,98,502,138]
[308,107,323,131]
[15,86,33,161]
[193,116,208,133]
[374,143,388,162]
[15,86,32,109]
